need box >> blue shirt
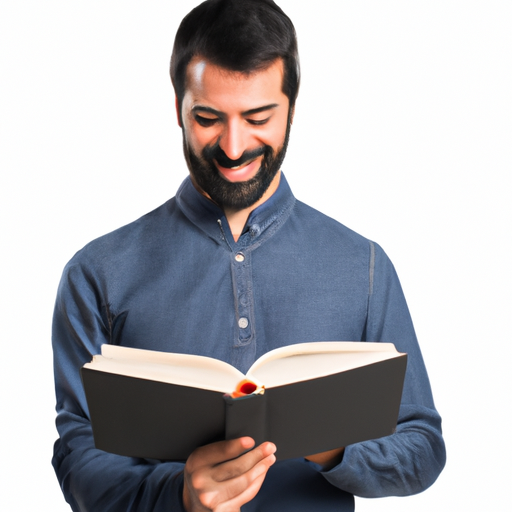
[52,174,445,511]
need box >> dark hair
[170,0,300,118]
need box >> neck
[224,171,281,242]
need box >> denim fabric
[52,174,445,511]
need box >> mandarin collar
[175,173,296,250]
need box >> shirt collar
[175,173,296,249]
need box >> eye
[246,117,270,126]
[195,115,218,127]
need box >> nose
[218,119,248,161]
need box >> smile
[215,157,258,171]
[220,158,256,171]
[214,157,260,183]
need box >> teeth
[217,158,256,171]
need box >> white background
[1,1,510,510]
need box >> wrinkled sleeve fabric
[321,242,446,497]
[52,257,186,512]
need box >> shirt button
[238,317,249,329]
[235,252,245,262]
[250,224,261,237]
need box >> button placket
[231,251,254,345]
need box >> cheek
[185,120,221,152]
[184,125,212,154]
[261,120,288,149]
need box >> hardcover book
[81,341,407,461]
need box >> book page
[84,345,245,393]
[248,342,402,388]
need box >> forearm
[53,410,186,511]
[320,403,446,497]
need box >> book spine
[223,393,267,446]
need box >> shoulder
[63,198,179,276]
[287,199,397,274]
[291,199,375,250]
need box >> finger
[212,442,276,482]
[188,437,256,470]
[215,450,276,503]
[186,450,276,511]
[305,447,345,469]
[215,458,274,512]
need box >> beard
[183,121,291,211]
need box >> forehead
[183,57,287,111]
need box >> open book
[81,342,407,461]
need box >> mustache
[203,143,267,169]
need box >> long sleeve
[51,181,445,509]
[52,259,186,512]
[321,242,446,496]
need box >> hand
[305,447,345,470]
[183,437,276,512]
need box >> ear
[289,105,295,125]
[175,96,182,127]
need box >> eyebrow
[192,104,279,117]
[243,104,279,116]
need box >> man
[52,1,446,511]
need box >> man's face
[179,58,291,211]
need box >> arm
[52,259,187,511]
[52,259,276,511]
[320,242,446,496]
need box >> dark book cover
[81,353,407,461]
